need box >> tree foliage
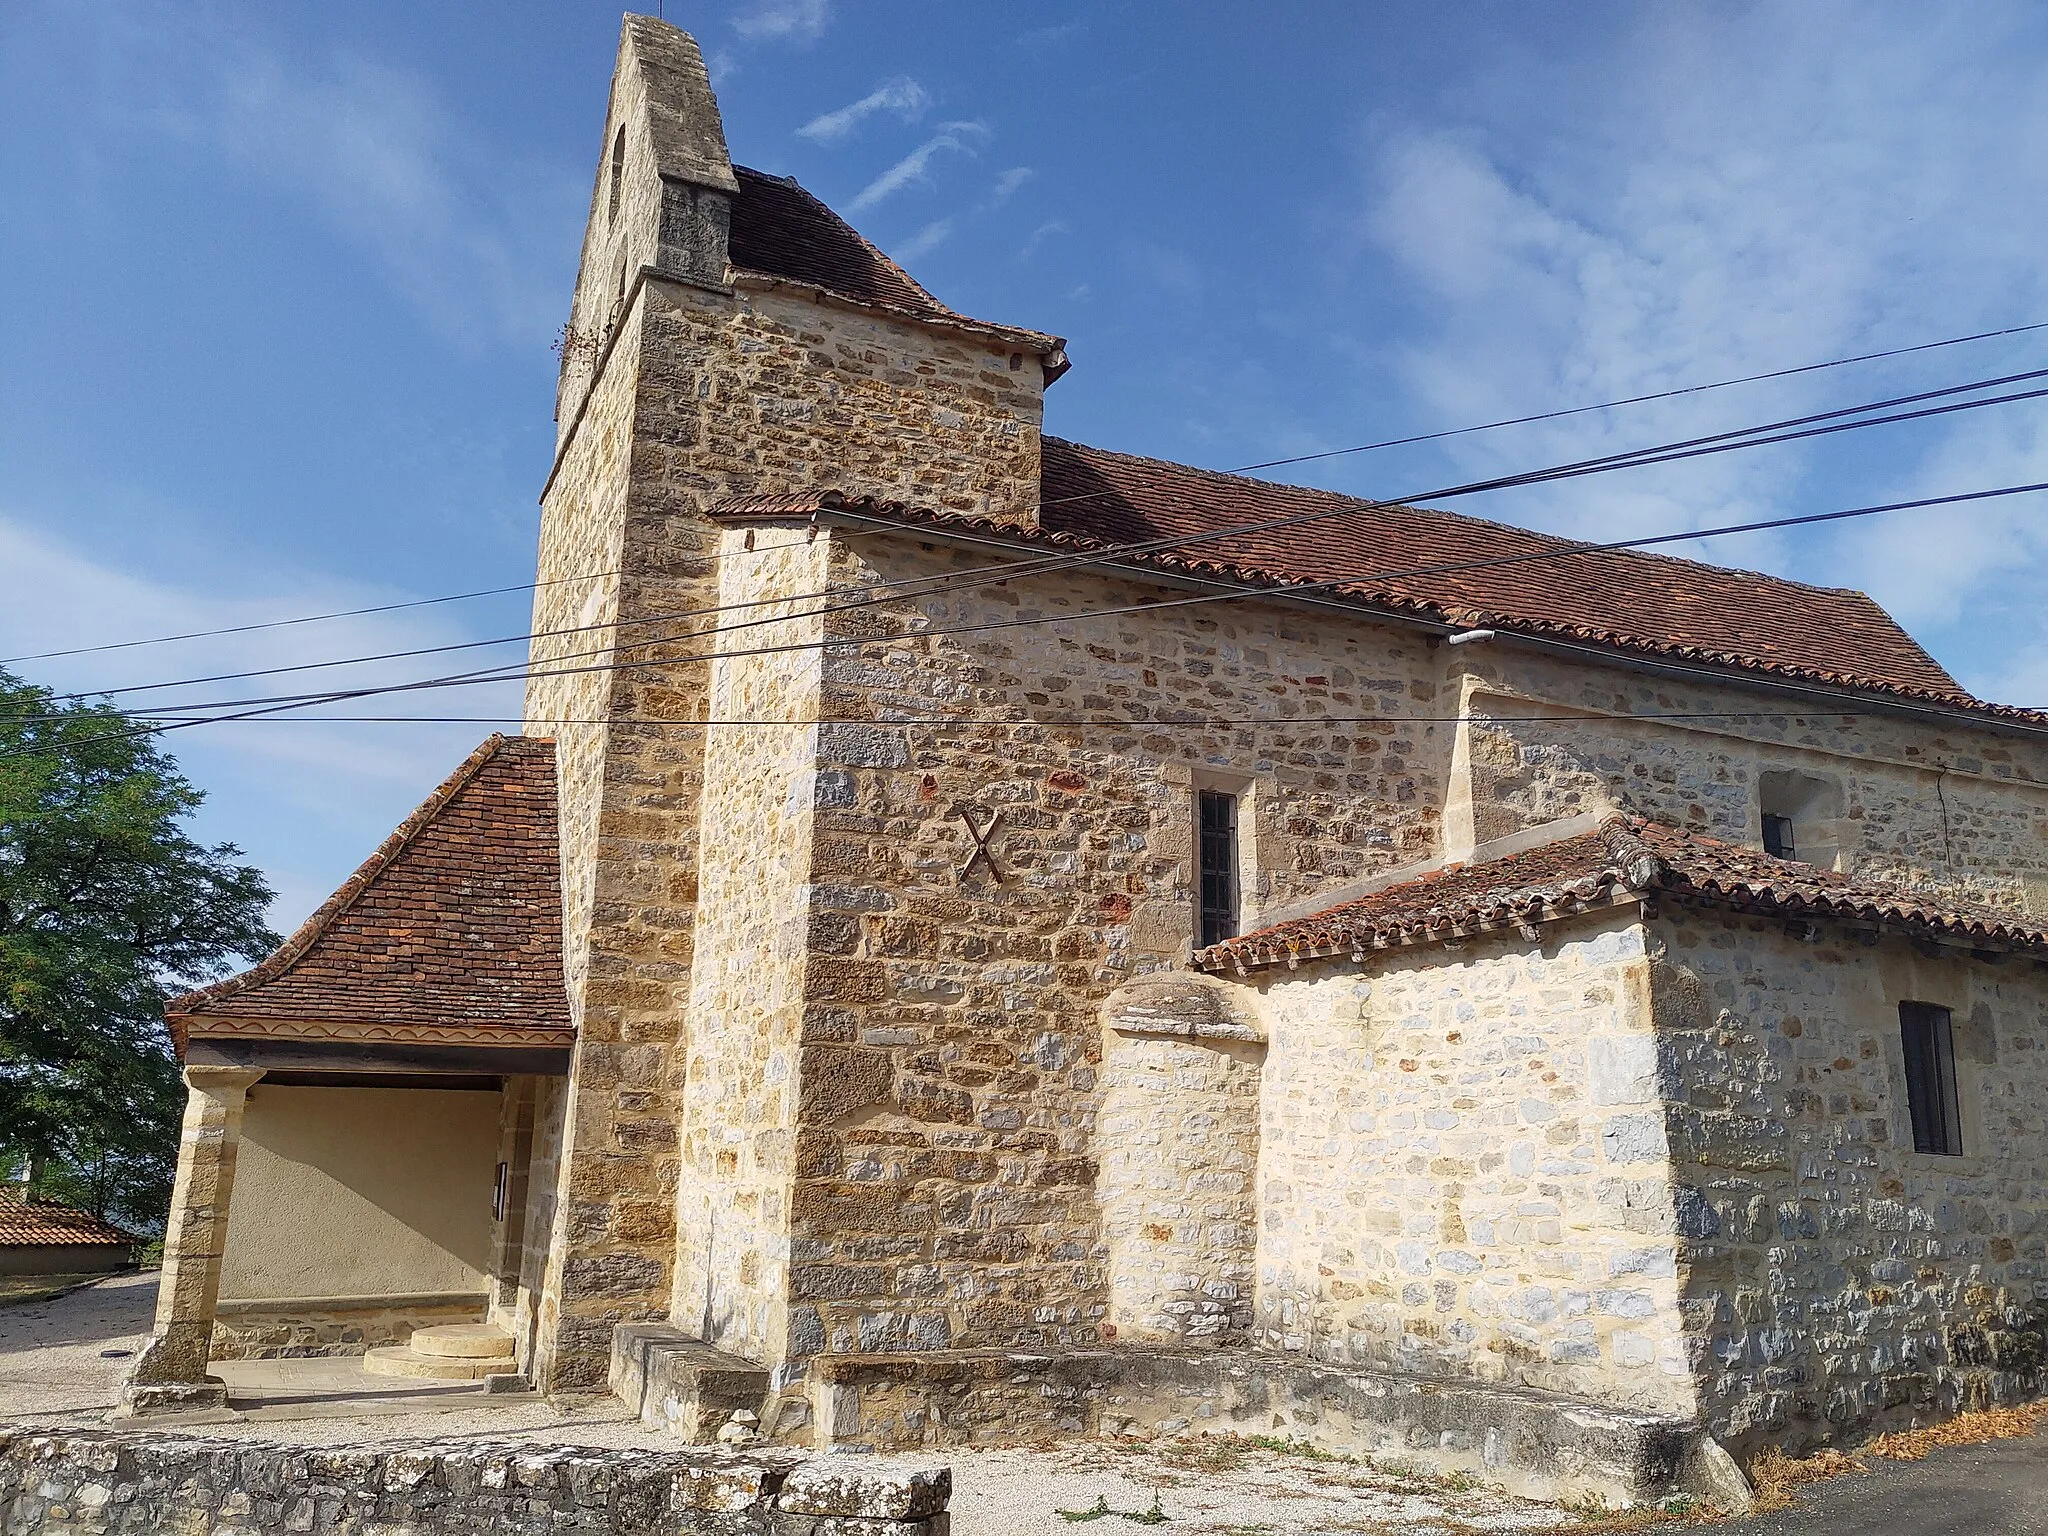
[0,670,277,1230]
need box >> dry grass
[1747,1446,1868,1513]
[1862,1399,2048,1461]
[1745,1399,2048,1513]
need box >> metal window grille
[1198,790,1240,948]
[1899,1002,1963,1156]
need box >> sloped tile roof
[1194,815,2048,973]
[0,1191,137,1249]
[725,166,1065,357]
[1039,440,1968,700]
[707,170,2018,719]
[167,736,571,1046]
[729,166,956,321]
[706,444,2045,727]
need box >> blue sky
[3,0,2046,929]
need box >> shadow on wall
[221,1085,501,1300]
[1651,922,2048,1463]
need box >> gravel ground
[0,1273,1579,1534]
[0,1269,158,1420]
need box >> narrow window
[1761,813,1796,860]
[607,125,627,225]
[1198,790,1240,948]
[1899,1002,1963,1156]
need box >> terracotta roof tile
[167,736,570,1044]
[0,1191,137,1249]
[1196,815,2048,973]
[1038,440,1967,700]
[706,443,2044,726]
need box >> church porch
[123,735,573,1415]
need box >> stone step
[407,1323,517,1361]
[361,1344,508,1381]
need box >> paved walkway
[1717,1421,2048,1535]
[4,1275,2044,1533]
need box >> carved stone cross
[955,804,1006,884]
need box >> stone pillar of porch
[120,1064,263,1415]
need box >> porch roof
[167,735,572,1053]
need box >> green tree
[0,669,277,1231]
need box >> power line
[114,380,2048,722]
[36,361,2048,712]
[10,316,2042,672]
[19,710,1894,728]
[8,476,2042,758]
[1220,318,2048,477]
[0,530,852,670]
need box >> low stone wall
[809,1346,1737,1508]
[0,1429,951,1536]
[210,1294,489,1360]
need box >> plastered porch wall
[220,1085,498,1302]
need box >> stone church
[126,14,2046,1504]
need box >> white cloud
[1020,218,1069,260]
[797,77,929,144]
[0,513,527,931]
[849,121,990,211]
[731,0,830,43]
[218,51,574,348]
[1831,411,2048,632]
[1014,22,1086,50]
[1120,239,1203,300]
[986,166,1036,206]
[893,219,953,262]
[79,12,577,350]
[1334,1,2048,701]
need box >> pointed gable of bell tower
[556,17,738,437]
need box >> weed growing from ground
[1056,1492,1170,1525]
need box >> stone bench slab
[610,1323,774,1444]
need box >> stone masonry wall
[210,1299,484,1361]
[771,529,1455,1369]
[526,283,691,1393]
[1444,652,2048,913]
[0,1430,950,1536]
[1097,1026,1263,1344]
[638,279,1045,522]
[509,1073,567,1371]
[525,0,1056,1390]
[671,525,831,1364]
[529,266,1058,1390]
[1248,919,1696,1416]
[1649,911,2048,1454]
